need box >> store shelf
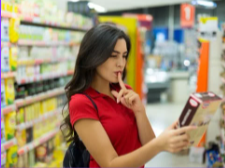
[1,71,16,79]
[17,128,59,155]
[18,40,80,47]
[17,57,75,66]
[1,152,6,166]
[15,87,65,108]
[1,104,17,115]
[1,11,17,18]
[1,11,88,32]
[16,107,62,131]
[21,20,88,32]
[1,138,17,153]
[16,70,74,85]
[223,43,225,50]
[1,41,11,47]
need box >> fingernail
[117,99,119,103]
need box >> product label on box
[179,92,222,147]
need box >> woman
[62,24,195,167]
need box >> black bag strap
[84,94,98,114]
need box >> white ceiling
[88,0,193,12]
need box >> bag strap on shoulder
[84,94,98,114]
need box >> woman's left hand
[111,73,145,114]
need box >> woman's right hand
[156,121,197,153]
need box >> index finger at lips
[118,73,126,90]
[175,126,197,135]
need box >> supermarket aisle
[145,103,206,167]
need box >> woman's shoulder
[70,94,92,107]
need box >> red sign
[181,4,195,28]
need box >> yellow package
[9,47,18,71]
[15,129,26,148]
[16,108,24,125]
[9,18,20,43]
[6,1,12,12]
[5,111,16,140]
[6,145,18,168]
[5,78,15,105]
[1,1,6,11]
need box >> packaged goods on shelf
[6,145,18,168]
[1,47,10,72]
[1,18,9,42]
[1,112,6,144]
[9,17,20,43]
[4,111,16,140]
[1,79,6,107]
[4,78,15,105]
[9,47,18,71]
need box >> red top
[69,84,143,167]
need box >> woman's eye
[123,55,128,58]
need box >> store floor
[145,103,206,167]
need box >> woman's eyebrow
[112,50,128,54]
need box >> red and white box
[178,92,222,147]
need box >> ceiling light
[88,2,107,13]
[192,0,217,8]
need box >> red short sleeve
[69,94,99,127]
[125,84,132,90]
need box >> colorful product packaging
[9,47,18,71]
[5,78,15,105]
[1,47,10,72]
[4,111,16,140]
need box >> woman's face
[95,38,128,83]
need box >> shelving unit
[1,2,89,167]
[16,70,74,85]
[15,87,65,108]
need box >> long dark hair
[60,23,131,142]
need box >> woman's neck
[91,76,111,97]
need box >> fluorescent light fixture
[88,2,107,13]
[192,0,217,8]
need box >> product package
[6,145,18,168]
[4,111,16,140]
[15,129,26,148]
[1,79,6,107]
[1,18,9,41]
[9,47,18,71]
[9,18,20,43]
[5,78,15,105]
[1,112,6,144]
[1,47,10,72]
[178,92,222,147]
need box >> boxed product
[1,18,9,41]
[5,111,16,140]
[9,18,20,43]
[6,145,18,168]
[1,47,10,72]
[5,78,15,105]
[15,130,26,148]
[9,47,18,71]
[178,92,222,147]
